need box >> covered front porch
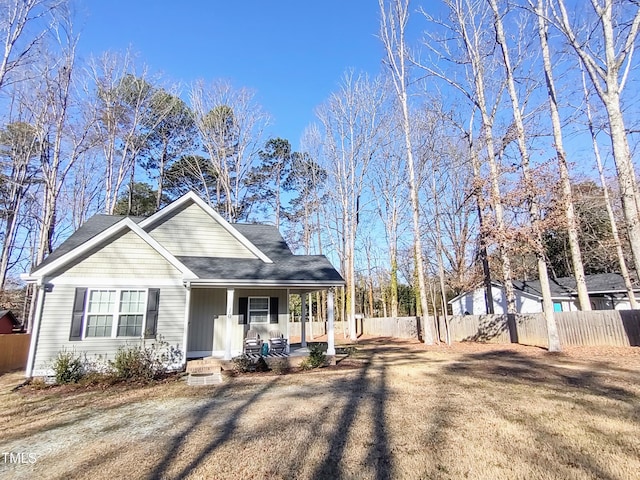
[184,283,337,361]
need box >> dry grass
[1,338,639,480]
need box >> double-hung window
[248,297,269,324]
[86,290,116,337]
[84,289,147,338]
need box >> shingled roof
[32,213,344,285]
[32,215,146,273]
[513,273,633,298]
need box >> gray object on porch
[244,329,263,354]
[268,330,288,353]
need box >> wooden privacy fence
[446,311,640,347]
[358,316,419,339]
[289,317,420,340]
[0,333,30,373]
[359,311,640,348]
[288,322,327,339]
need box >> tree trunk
[553,0,640,278]
[535,0,590,310]
[446,0,517,314]
[489,0,560,350]
[467,128,494,314]
[432,174,450,344]
[379,0,433,343]
[581,65,638,309]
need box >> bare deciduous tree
[0,121,40,287]
[190,79,269,222]
[0,0,64,91]
[531,0,591,311]
[316,71,388,341]
[581,63,638,308]
[379,0,435,343]
[488,0,560,351]
[420,0,518,314]
[550,0,640,276]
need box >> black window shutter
[144,288,160,339]
[269,297,279,324]
[238,297,248,325]
[69,287,87,341]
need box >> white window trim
[248,296,270,324]
[83,288,149,339]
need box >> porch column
[300,292,307,347]
[181,282,191,366]
[308,293,314,340]
[224,288,234,360]
[26,282,46,377]
[286,289,291,353]
[327,288,336,355]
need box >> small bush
[232,354,253,373]
[255,357,269,372]
[301,343,326,370]
[52,350,84,384]
[111,346,160,381]
[270,359,290,375]
[335,345,357,356]
[110,339,182,382]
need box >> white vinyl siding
[146,201,257,258]
[60,230,183,280]
[31,283,186,376]
[187,288,225,354]
[187,288,288,357]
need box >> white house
[449,273,638,315]
[22,192,344,377]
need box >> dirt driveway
[1,339,639,480]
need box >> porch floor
[185,344,328,374]
[198,344,313,361]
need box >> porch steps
[186,358,223,387]
[187,372,223,386]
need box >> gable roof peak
[139,191,273,264]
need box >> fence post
[506,314,519,343]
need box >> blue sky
[74,1,386,150]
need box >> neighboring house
[449,273,638,315]
[22,192,344,377]
[0,310,20,334]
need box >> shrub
[255,357,269,372]
[110,339,182,382]
[270,358,290,375]
[231,354,253,373]
[111,346,156,381]
[52,350,84,384]
[338,346,357,357]
[301,343,326,370]
[231,355,273,374]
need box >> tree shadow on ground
[310,358,393,480]
[424,348,639,480]
[148,377,281,480]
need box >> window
[248,297,269,324]
[84,289,147,338]
[86,290,115,337]
[117,290,146,337]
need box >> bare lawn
[1,338,639,480]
